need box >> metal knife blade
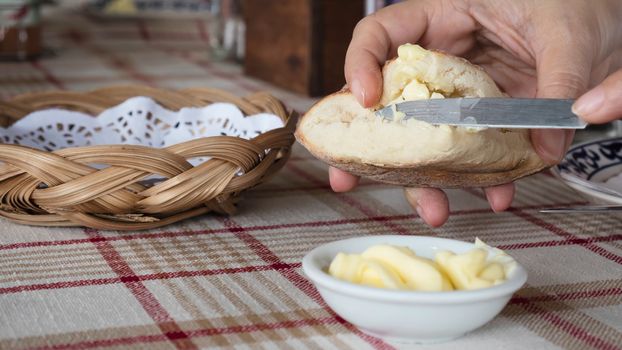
[374,98,587,129]
[539,205,622,213]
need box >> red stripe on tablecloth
[30,61,65,90]
[81,31,202,42]
[221,218,394,350]
[28,334,166,350]
[64,29,157,87]
[63,16,204,41]
[1,73,224,84]
[3,228,620,350]
[0,237,98,250]
[511,286,622,304]
[4,261,618,304]
[64,29,87,45]
[80,8,205,42]
[519,281,622,350]
[463,188,622,265]
[0,202,596,252]
[0,277,121,294]
[0,262,301,295]
[137,20,150,41]
[26,316,343,350]
[462,189,622,350]
[286,162,414,236]
[521,302,620,350]
[16,287,622,350]
[196,19,209,42]
[188,316,342,337]
[84,229,197,350]
[91,46,157,86]
[513,210,622,265]
[251,182,375,193]
[497,234,622,250]
[151,45,260,93]
[338,194,413,235]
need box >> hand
[333,0,622,227]
[573,71,622,123]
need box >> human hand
[573,70,622,123]
[332,0,622,226]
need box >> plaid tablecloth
[1,5,621,350]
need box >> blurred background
[0,0,401,96]
[0,0,617,141]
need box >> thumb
[572,68,622,124]
[344,16,387,108]
[531,44,591,164]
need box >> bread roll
[295,44,547,188]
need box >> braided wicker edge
[0,86,297,230]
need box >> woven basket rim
[0,85,297,230]
[1,85,292,124]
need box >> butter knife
[540,205,622,213]
[375,98,587,129]
[540,205,622,214]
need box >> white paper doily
[0,96,284,153]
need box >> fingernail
[405,188,425,219]
[415,205,425,220]
[350,79,367,106]
[533,129,567,164]
[485,190,497,212]
[572,86,605,116]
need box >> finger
[345,2,430,107]
[483,183,515,212]
[328,167,360,192]
[404,187,449,227]
[535,43,591,99]
[532,43,589,163]
[572,68,622,124]
[530,129,574,165]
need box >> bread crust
[295,48,548,188]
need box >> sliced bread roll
[295,44,547,188]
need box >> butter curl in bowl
[328,238,516,292]
[302,235,527,344]
[295,44,547,188]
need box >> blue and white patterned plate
[554,136,622,204]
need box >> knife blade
[539,205,622,213]
[374,98,587,129]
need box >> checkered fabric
[1,5,621,350]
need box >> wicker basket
[0,86,297,230]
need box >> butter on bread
[295,44,547,188]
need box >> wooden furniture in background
[0,1,43,59]
[243,0,365,96]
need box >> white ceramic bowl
[302,235,527,344]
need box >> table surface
[1,6,621,350]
